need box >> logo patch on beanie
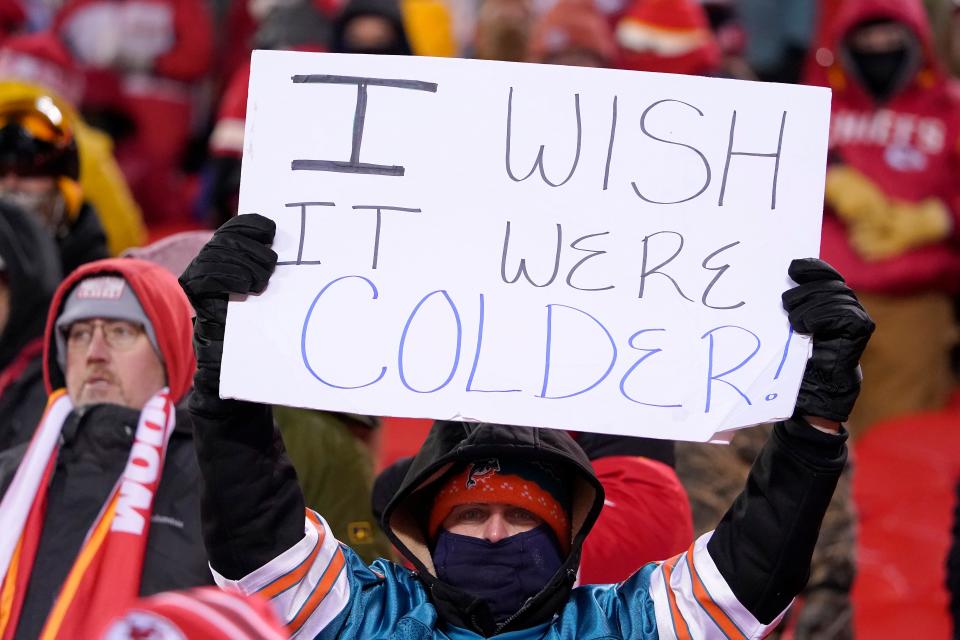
[75,276,125,300]
[466,458,500,488]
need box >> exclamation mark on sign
[765,327,794,402]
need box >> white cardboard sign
[221,50,831,442]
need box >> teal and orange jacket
[195,405,847,640]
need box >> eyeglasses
[65,319,145,352]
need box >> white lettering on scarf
[111,396,171,535]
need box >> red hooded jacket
[806,0,960,294]
[42,257,196,403]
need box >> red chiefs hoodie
[42,257,196,403]
[807,0,960,295]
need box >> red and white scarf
[0,388,176,639]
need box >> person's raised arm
[646,258,874,639]
[179,214,305,579]
[710,259,872,621]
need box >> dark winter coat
[58,202,109,275]
[0,404,213,640]
[0,200,60,450]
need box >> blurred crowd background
[0,0,959,638]
[4,0,958,238]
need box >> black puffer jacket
[0,404,213,640]
[0,200,61,450]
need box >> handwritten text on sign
[220,50,830,442]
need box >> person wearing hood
[0,88,109,274]
[806,0,960,434]
[0,75,147,257]
[371,431,693,587]
[178,214,874,640]
[333,0,414,55]
[0,257,213,639]
[0,199,60,451]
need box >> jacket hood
[381,421,604,636]
[0,199,61,369]
[42,257,196,402]
[808,0,944,95]
[332,0,413,55]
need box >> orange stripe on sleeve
[661,554,692,640]
[685,544,746,639]
[287,547,346,635]
[257,512,326,600]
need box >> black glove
[179,214,277,414]
[782,258,875,423]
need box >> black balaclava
[845,19,921,102]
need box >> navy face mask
[432,525,564,624]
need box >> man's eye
[110,325,134,338]
[508,508,537,523]
[108,322,140,340]
[458,509,484,522]
[69,326,92,342]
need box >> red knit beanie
[428,457,571,552]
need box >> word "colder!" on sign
[220,50,831,442]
